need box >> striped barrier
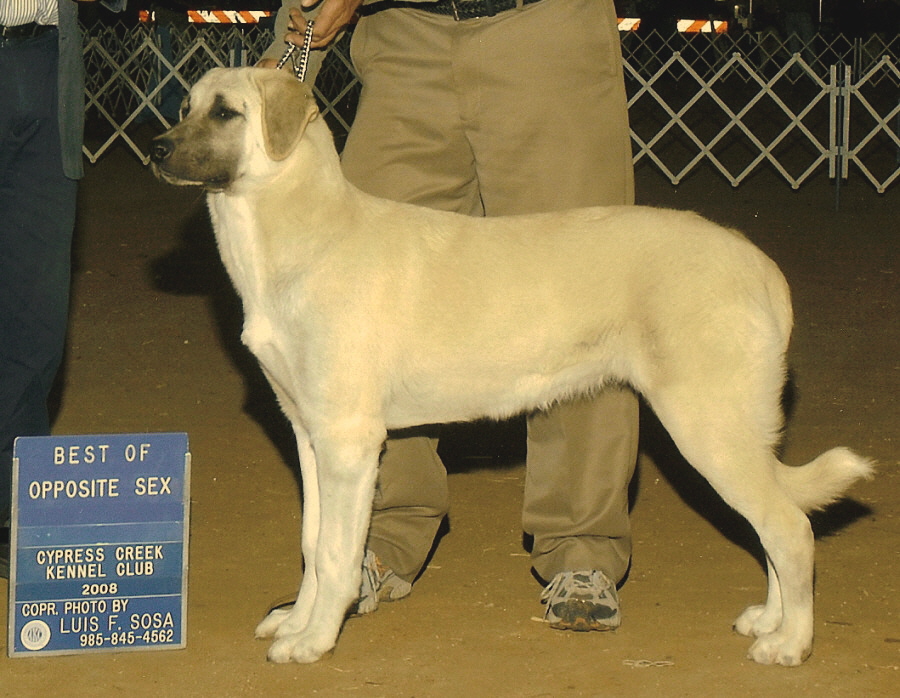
[618,18,729,33]
[138,10,274,23]
[677,19,728,33]
[187,10,273,23]
[135,11,725,31]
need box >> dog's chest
[207,194,299,392]
[207,194,269,303]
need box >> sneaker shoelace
[541,570,611,604]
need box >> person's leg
[454,0,639,624]
[342,9,483,584]
[0,30,76,528]
[365,433,446,582]
[525,391,637,586]
[343,9,483,215]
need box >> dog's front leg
[266,425,384,663]
[255,425,321,640]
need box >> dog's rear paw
[255,607,293,639]
[747,632,811,667]
[267,632,335,664]
[734,604,781,637]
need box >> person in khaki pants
[262,0,638,630]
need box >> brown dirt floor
[1,150,897,697]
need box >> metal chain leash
[275,20,315,82]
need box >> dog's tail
[776,447,874,513]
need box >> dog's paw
[734,603,781,637]
[267,632,335,664]
[747,631,811,667]
[255,607,293,639]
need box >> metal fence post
[832,64,845,210]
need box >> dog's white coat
[153,68,873,666]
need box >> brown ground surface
[1,151,897,697]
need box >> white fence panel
[80,22,900,194]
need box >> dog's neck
[206,115,366,297]
[257,116,364,236]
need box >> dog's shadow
[151,201,302,472]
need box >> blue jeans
[0,28,77,519]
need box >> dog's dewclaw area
[1,152,896,695]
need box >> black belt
[0,22,55,41]
[414,0,544,21]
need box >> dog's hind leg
[737,504,815,667]
[266,421,385,663]
[255,425,321,640]
[734,447,871,665]
[734,554,784,636]
[647,384,817,666]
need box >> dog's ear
[253,69,319,161]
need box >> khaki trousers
[341,0,639,584]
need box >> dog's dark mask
[150,94,246,191]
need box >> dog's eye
[179,98,190,121]
[212,106,242,121]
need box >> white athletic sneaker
[541,569,621,631]
[354,549,412,615]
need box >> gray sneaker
[354,549,412,615]
[541,570,621,631]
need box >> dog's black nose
[150,137,174,164]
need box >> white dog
[151,67,872,666]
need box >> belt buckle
[0,23,35,39]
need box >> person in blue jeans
[0,0,122,577]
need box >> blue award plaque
[7,433,190,657]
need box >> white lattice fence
[82,23,275,162]
[626,51,837,188]
[80,21,900,193]
[844,56,900,193]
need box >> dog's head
[150,67,319,192]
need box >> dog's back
[259,194,792,429]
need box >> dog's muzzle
[149,133,231,190]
